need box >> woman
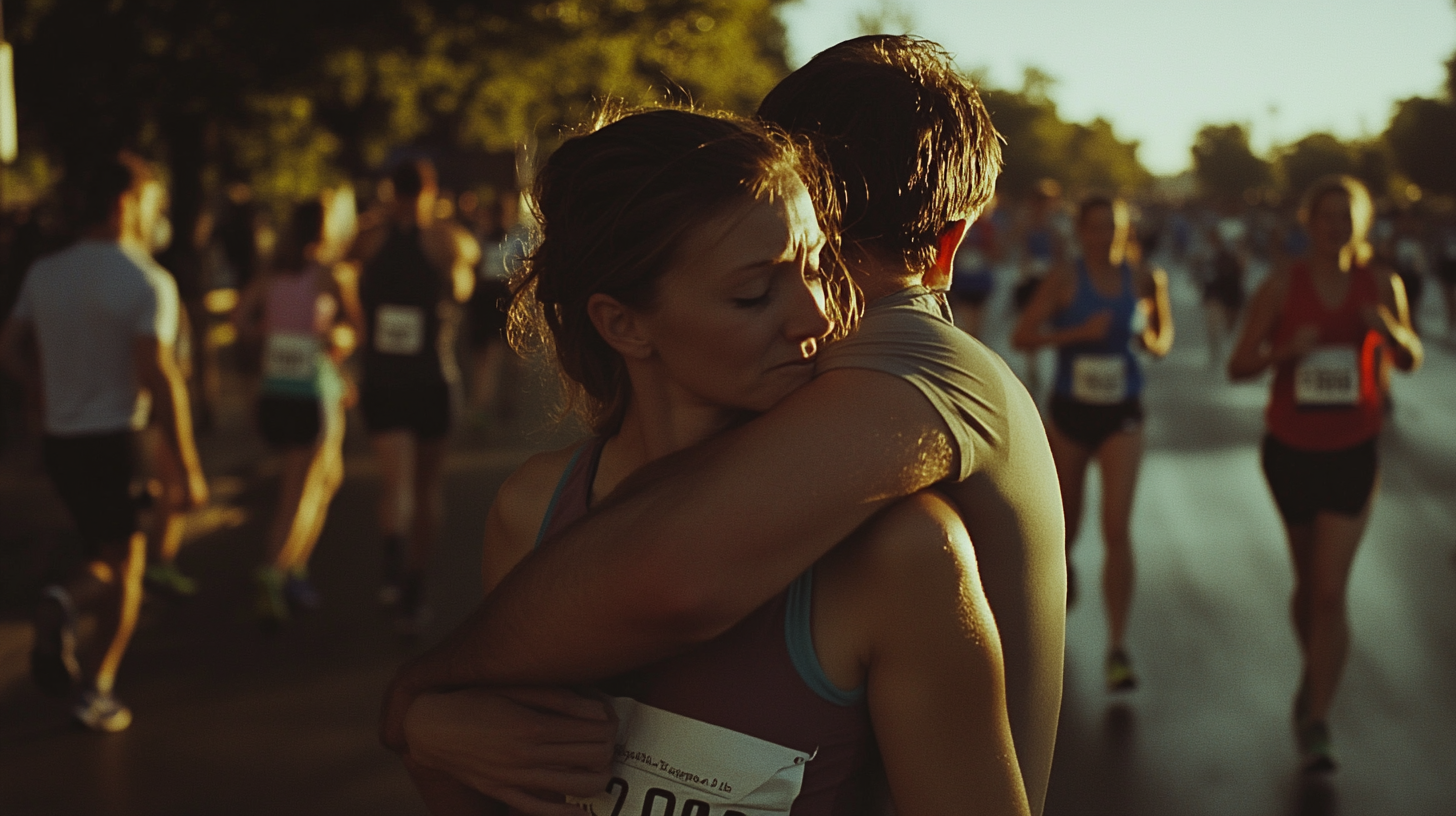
[406,108,1028,816]
[234,200,362,629]
[1011,195,1173,692]
[1228,175,1421,772]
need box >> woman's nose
[786,278,833,349]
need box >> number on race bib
[567,698,810,816]
[1295,346,1359,407]
[263,333,319,382]
[374,304,425,355]
[1070,354,1127,405]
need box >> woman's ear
[587,293,654,360]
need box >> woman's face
[1308,190,1355,252]
[1077,203,1125,263]
[636,179,832,415]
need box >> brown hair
[509,106,857,435]
[270,200,325,275]
[1298,174,1374,266]
[757,35,1002,273]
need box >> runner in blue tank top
[1013,195,1173,693]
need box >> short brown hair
[758,35,1002,273]
[510,107,857,434]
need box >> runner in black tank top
[352,158,478,634]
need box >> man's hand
[403,687,616,816]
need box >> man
[0,153,208,732]
[388,36,1066,813]
[351,159,478,633]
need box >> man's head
[73,152,164,245]
[389,159,439,223]
[758,35,1002,276]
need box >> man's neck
[846,253,923,303]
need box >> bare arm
[1138,266,1174,358]
[1010,266,1109,351]
[403,449,615,815]
[1368,266,1422,372]
[0,316,36,392]
[384,368,955,747]
[830,494,1029,815]
[1226,270,1310,381]
[134,335,207,509]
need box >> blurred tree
[1385,95,1456,198]
[982,68,1148,199]
[9,0,794,254]
[1276,133,1358,198]
[1190,123,1273,203]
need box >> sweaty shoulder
[817,287,1033,482]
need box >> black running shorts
[42,431,138,555]
[257,394,322,449]
[1050,394,1145,452]
[1260,435,1378,526]
[359,380,452,440]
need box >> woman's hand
[404,686,617,816]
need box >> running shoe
[1106,648,1138,692]
[74,689,133,733]
[144,562,198,599]
[284,570,323,612]
[30,586,81,697]
[1298,720,1336,773]
[254,567,289,632]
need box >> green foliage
[1191,124,1272,202]
[9,0,794,224]
[981,69,1149,199]
[1385,94,1456,198]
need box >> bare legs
[1049,424,1143,657]
[372,429,448,627]
[257,397,346,625]
[35,532,146,701]
[1285,497,1372,724]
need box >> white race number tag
[1295,346,1359,406]
[263,332,319,382]
[374,305,424,355]
[1071,354,1127,405]
[568,697,811,816]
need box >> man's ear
[927,218,970,290]
[587,293,653,360]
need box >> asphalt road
[1,260,1453,815]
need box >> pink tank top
[533,438,876,814]
[263,266,332,337]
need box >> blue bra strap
[784,568,866,707]
[532,443,589,551]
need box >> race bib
[374,304,424,355]
[568,697,811,816]
[262,332,319,382]
[1295,346,1359,407]
[1071,354,1127,405]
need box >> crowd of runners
[0,31,1447,815]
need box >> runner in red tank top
[1228,175,1422,774]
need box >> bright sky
[778,0,1456,176]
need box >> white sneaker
[74,690,133,733]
